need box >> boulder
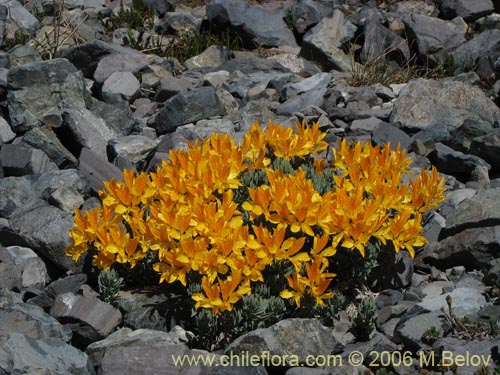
[0,144,58,177]
[107,135,157,171]
[440,0,494,22]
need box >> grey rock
[0,0,40,35]
[440,0,494,22]
[51,292,122,343]
[390,78,500,131]
[8,44,42,67]
[0,245,49,290]
[184,45,231,70]
[0,4,6,47]
[158,11,200,34]
[7,58,88,133]
[116,287,170,331]
[217,56,290,74]
[78,147,123,193]
[86,327,192,364]
[341,332,398,366]
[441,188,500,238]
[371,122,411,150]
[289,0,321,35]
[28,273,87,311]
[101,71,141,103]
[417,287,487,317]
[9,200,80,272]
[143,0,175,16]
[90,98,135,136]
[153,87,223,135]
[470,129,500,172]
[281,72,331,100]
[0,332,95,375]
[178,118,235,139]
[62,105,117,157]
[394,310,452,352]
[0,144,58,177]
[276,87,327,115]
[350,116,385,132]
[206,0,297,48]
[63,0,106,10]
[403,13,465,63]
[361,20,410,64]
[225,319,344,365]
[447,119,495,153]
[154,76,192,102]
[0,116,15,143]
[0,303,71,342]
[417,226,500,270]
[300,9,356,72]
[20,127,78,169]
[48,187,85,212]
[93,51,160,84]
[451,30,500,75]
[428,142,491,180]
[107,135,157,171]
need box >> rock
[154,76,192,102]
[179,118,235,139]
[20,127,78,169]
[446,119,495,153]
[440,188,500,238]
[153,87,223,135]
[158,11,200,34]
[417,226,500,271]
[101,71,141,103]
[0,0,40,35]
[0,303,72,342]
[371,122,412,150]
[8,44,42,67]
[7,58,89,133]
[428,142,491,180]
[86,327,192,364]
[300,9,356,72]
[0,245,49,290]
[8,200,81,272]
[184,45,232,70]
[394,310,452,352]
[276,86,327,116]
[0,4,6,47]
[361,20,410,64]
[51,292,122,346]
[403,13,465,63]
[107,135,157,171]
[450,30,500,75]
[225,319,343,365]
[470,129,500,172]
[63,0,106,10]
[350,117,386,132]
[48,187,85,212]
[440,0,494,22]
[93,51,160,84]
[62,105,117,158]
[0,144,58,176]
[28,274,87,311]
[206,0,297,48]
[281,72,331,100]
[417,287,487,317]
[78,147,123,193]
[390,78,500,131]
[90,98,135,136]
[217,55,290,74]
[142,0,175,16]
[0,332,95,375]
[0,116,15,143]
[289,0,321,36]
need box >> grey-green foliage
[301,162,336,195]
[98,268,124,305]
[352,296,377,341]
[314,291,347,326]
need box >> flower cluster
[66,121,445,314]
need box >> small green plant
[489,318,499,336]
[14,28,29,45]
[283,7,294,31]
[422,325,441,345]
[106,0,155,31]
[98,268,124,305]
[351,296,377,341]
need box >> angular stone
[154,76,192,103]
[107,135,157,171]
[276,87,327,115]
[78,147,123,193]
[51,292,122,339]
[90,98,135,136]
[93,51,161,84]
[390,78,500,131]
[0,116,15,143]
[8,44,42,67]
[300,10,356,72]
[28,274,87,311]
[470,129,500,172]
[86,327,192,364]
[206,0,297,48]
[361,20,410,63]
[281,72,331,100]
[48,187,85,212]
[0,144,58,176]
[0,4,6,47]
[440,0,494,22]
[441,188,500,238]
[102,71,141,103]
[158,11,200,34]
[0,0,40,34]
[62,105,117,158]
[20,127,78,169]
[217,55,290,74]
[184,45,231,70]
[8,200,81,272]
[179,118,235,139]
[0,303,72,342]
[290,0,321,35]
[7,58,88,133]
[153,87,223,135]
[0,245,49,290]
[371,122,411,150]
[225,319,344,365]
[450,30,500,75]
[0,333,95,375]
[417,287,487,317]
[403,13,465,63]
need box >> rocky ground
[1,0,500,374]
